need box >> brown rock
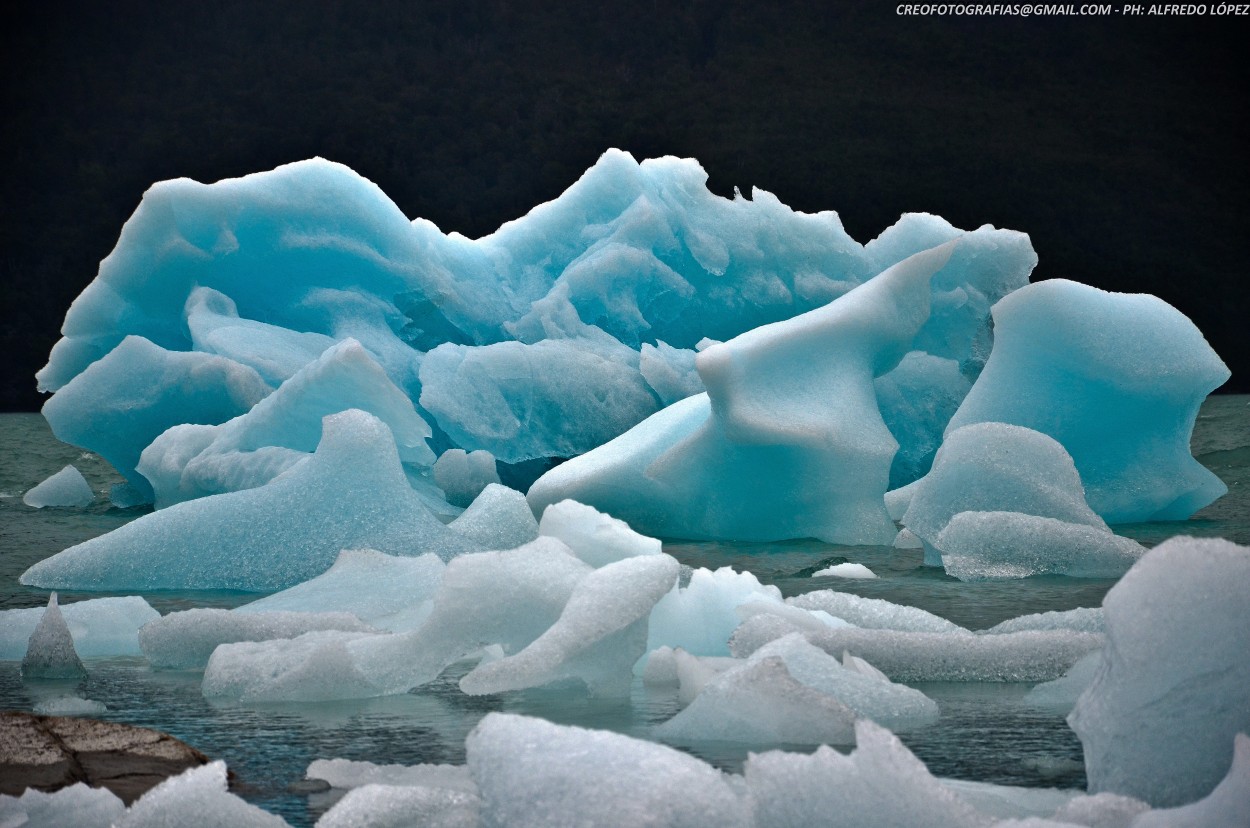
[0,711,211,804]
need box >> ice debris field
[2,150,1247,826]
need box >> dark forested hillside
[3,0,1247,409]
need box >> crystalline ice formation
[1023,650,1102,713]
[466,713,750,828]
[433,449,501,508]
[23,465,94,508]
[945,279,1229,523]
[1069,536,1250,807]
[0,595,158,659]
[0,783,126,828]
[528,241,959,544]
[138,339,434,508]
[116,761,290,827]
[21,593,87,680]
[901,422,1127,571]
[36,152,1033,483]
[980,607,1104,636]
[447,484,539,553]
[811,562,877,579]
[731,614,1100,683]
[536,498,662,568]
[21,410,479,592]
[785,590,965,634]
[306,758,476,793]
[1130,732,1250,827]
[236,550,447,632]
[41,336,270,502]
[316,784,481,828]
[647,566,785,656]
[139,608,376,670]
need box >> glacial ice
[646,566,785,656]
[900,422,1118,569]
[528,241,960,544]
[31,695,109,716]
[466,713,750,828]
[316,784,481,828]
[875,350,971,489]
[21,593,87,680]
[20,410,479,591]
[23,465,94,508]
[945,280,1229,523]
[1131,732,1250,827]
[1023,650,1102,713]
[786,590,966,634]
[137,338,434,507]
[731,614,1101,682]
[936,512,1145,580]
[536,498,662,568]
[1069,536,1250,807]
[236,550,446,632]
[0,783,126,828]
[447,484,539,553]
[117,761,290,827]
[811,562,877,579]
[433,449,501,508]
[0,595,158,659]
[981,607,1104,636]
[306,758,476,793]
[42,335,270,501]
[139,608,376,670]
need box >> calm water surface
[1,397,1246,826]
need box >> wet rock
[0,711,211,804]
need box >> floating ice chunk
[895,527,924,549]
[138,339,434,507]
[237,550,446,632]
[420,335,659,463]
[32,695,108,716]
[116,760,290,827]
[108,482,148,508]
[786,590,966,634]
[467,713,749,828]
[875,351,972,488]
[647,566,784,656]
[21,593,87,680]
[982,608,1104,636]
[21,410,479,592]
[731,615,1101,682]
[945,280,1229,523]
[902,423,1109,568]
[433,449,501,508]
[886,480,919,521]
[654,655,859,746]
[1131,732,1250,827]
[744,718,989,828]
[23,465,94,508]
[639,341,704,404]
[0,783,126,828]
[1024,650,1103,713]
[41,336,270,501]
[460,554,679,696]
[202,629,386,702]
[1048,792,1149,828]
[936,780,1079,823]
[0,595,159,659]
[842,651,891,683]
[447,485,539,553]
[537,499,662,567]
[1069,537,1250,806]
[936,512,1145,581]
[529,242,958,544]
[139,608,376,670]
[315,784,480,828]
[307,758,476,792]
[812,562,877,579]
[734,599,852,635]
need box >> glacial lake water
[1,397,1247,826]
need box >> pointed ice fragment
[23,466,94,509]
[21,593,87,680]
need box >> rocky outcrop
[0,712,211,804]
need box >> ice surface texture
[528,241,960,544]
[37,151,1033,495]
[20,593,87,680]
[946,279,1229,523]
[21,410,479,591]
[0,595,158,659]
[23,465,94,508]
[1069,536,1250,807]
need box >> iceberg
[1069,536,1250,807]
[0,596,159,659]
[22,465,94,508]
[1131,732,1250,827]
[945,280,1229,523]
[528,241,959,544]
[536,498,662,568]
[647,566,785,656]
[316,784,480,828]
[21,410,478,592]
[446,484,539,553]
[432,449,501,508]
[20,593,87,681]
[786,590,965,634]
[116,761,289,828]
[0,783,126,828]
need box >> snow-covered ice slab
[467,713,749,828]
[0,595,158,659]
[731,614,1101,682]
[529,241,958,544]
[21,410,479,592]
[1070,536,1250,807]
[945,280,1229,523]
[23,465,94,508]
[139,608,376,670]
